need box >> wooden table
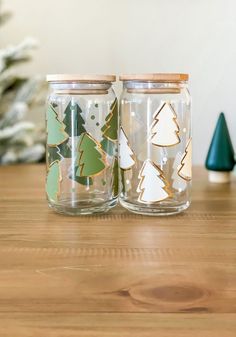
[0,165,235,336]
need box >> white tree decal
[171,152,187,191]
[119,127,135,170]
[150,102,180,147]
[137,159,170,203]
[178,138,192,181]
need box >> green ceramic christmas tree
[205,112,235,183]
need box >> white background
[1,0,236,164]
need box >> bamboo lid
[46,74,116,83]
[119,73,189,82]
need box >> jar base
[119,199,190,216]
[48,198,118,216]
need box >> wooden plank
[0,256,235,313]
[0,313,235,337]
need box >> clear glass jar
[119,73,191,215]
[46,74,118,215]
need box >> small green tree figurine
[205,112,235,183]
[63,100,85,137]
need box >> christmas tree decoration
[150,102,180,147]
[111,157,119,197]
[100,137,116,156]
[46,160,61,202]
[76,132,107,177]
[57,138,71,158]
[178,138,192,181]
[137,159,171,203]
[46,105,69,147]
[205,113,235,183]
[69,166,93,186]
[47,146,61,166]
[75,175,93,186]
[119,127,135,170]
[101,98,118,141]
[63,100,85,137]
[171,152,187,191]
[120,168,126,194]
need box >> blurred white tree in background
[0,1,45,165]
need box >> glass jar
[119,73,191,215]
[46,74,118,215]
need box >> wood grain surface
[0,164,235,336]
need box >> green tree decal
[101,98,118,141]
[111,157,119,197]
[63,100,85,137]
[46,105,69,146]
[57,138,71,158]
[120,168,126,194]
[76,133,106,177]
[47,139,72,167]
[69,165,93,186]
[100,137,116,156]
[46,160,61,201]
[47,146,61,166]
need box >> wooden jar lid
[119,73,189,82]
[46,74,116,83]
